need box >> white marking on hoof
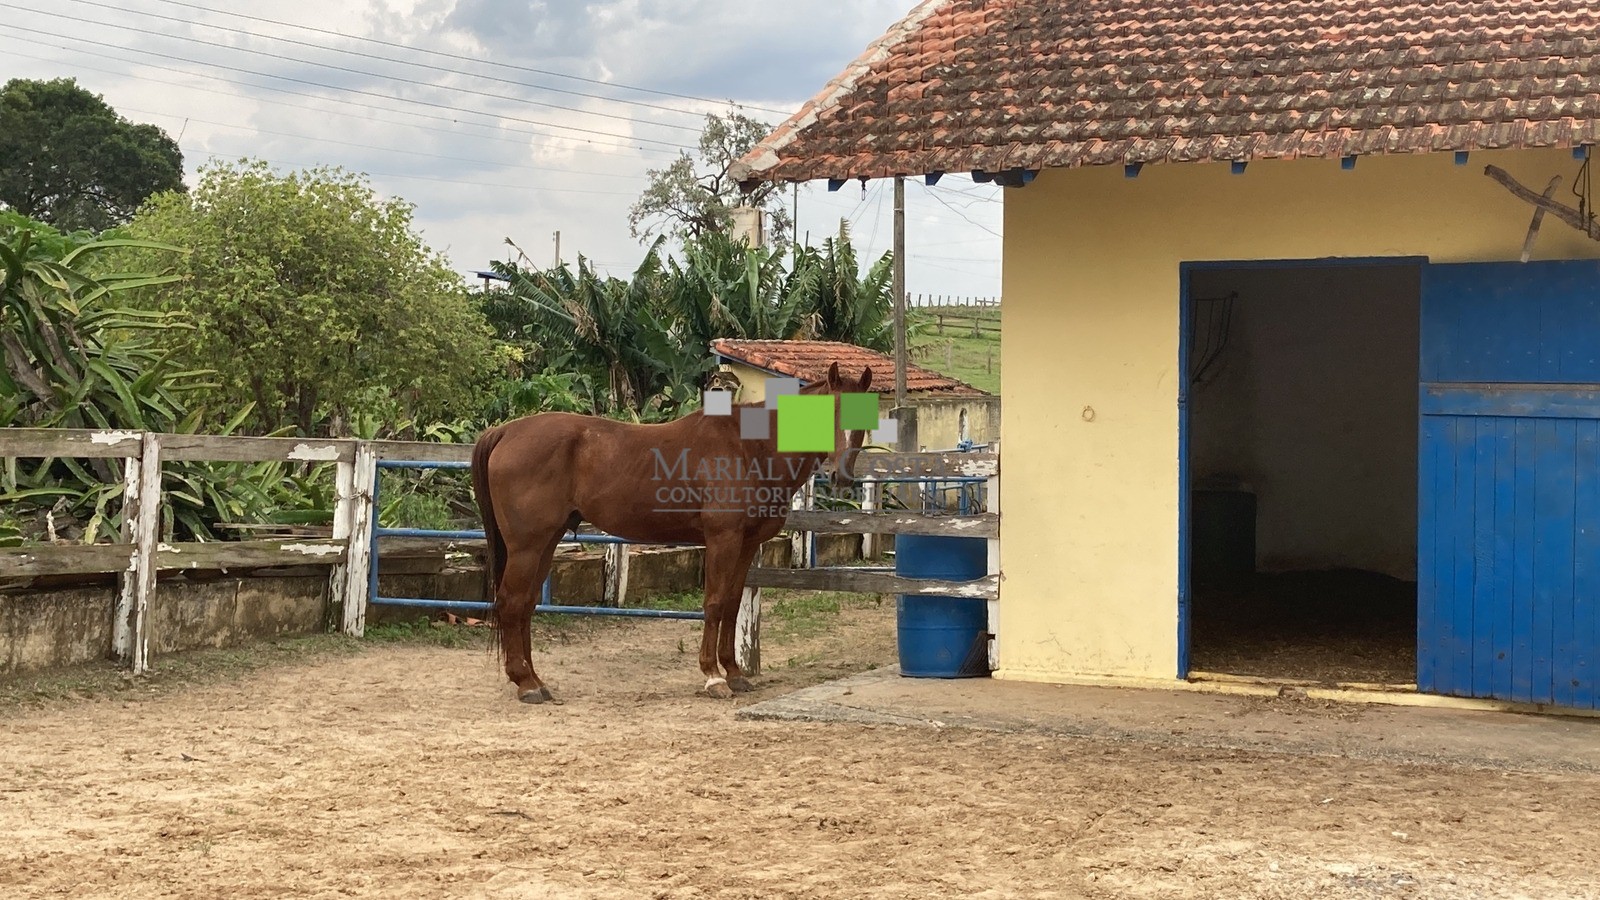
[705,677,728,691]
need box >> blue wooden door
[1420,260,1600,707]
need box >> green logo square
[840,392,879,431]
[777,394,834,452]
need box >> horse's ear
[859,365,873,392]
[827,361,842,391]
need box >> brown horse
[471,362,873,703]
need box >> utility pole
[892,175,910,450]
[553,230,561,268]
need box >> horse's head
[814,361,874,488]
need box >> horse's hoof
[519,686,554,704]
[704,678,734,700]
[728,676,755,693]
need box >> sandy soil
[5,601,1600,899]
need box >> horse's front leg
[698,533,752,699]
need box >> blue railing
[369,460,704,620]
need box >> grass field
[908,305,1001,394]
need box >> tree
[125,160,493,437]
[0,78,185,233]
[628,108,793,249]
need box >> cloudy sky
[2,0,1002,301]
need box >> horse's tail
[471,424,508,636]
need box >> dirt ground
[6,599,1600,899]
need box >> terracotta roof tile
[734,0,1600,184]
[711,339,990,398]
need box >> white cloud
[1,0,1002,299]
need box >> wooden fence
[908,294,1001,309]
[1,429,999,676]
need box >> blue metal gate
[1419,259,1600,707]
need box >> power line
[924,186,1003,237]
[139,0,795,117]
[0,18,695,151]
[40,0,705,136]
[65,0,737,124]
[121,105,650,182]
[0,38,679,161]
[183,148,641,196]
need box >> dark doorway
[1184,263,1421,685]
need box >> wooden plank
[159,434,355,463]
[370,440,474,463]
[327,457,357,627]
[852,451,998,479]
[1451,417,1475,698]
[342,443,377,637]
[1531,419,1564,704]
[0,427,144,459]
[783,509,998,539]
[113,453,142,660]
[1547,420,1579,708]
[129,433,163,674]
[1491,418,1517,701]
[744,566,998,600]
[735,551,761,677]
[1512,419,1538,703]
[1574,420,1600,709]
[1421,384,1600,419]
[1417,415,1447,694]
[603,543,630,607]
[0,543,136,576]
[1471,418,1496,699]
[153,539,348,570]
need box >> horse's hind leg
[699,532,760,698]
[498,528,566,704]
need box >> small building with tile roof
[711,338,999,450]
[736,0,1600,710]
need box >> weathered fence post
[860,479,881,560]
[327,448,357,627]
[603,542,631,606]
[790,478,815,567]
[124,432,163,674]
[341,442,377,637]
[112,445,143,663]
[735,552,762,676]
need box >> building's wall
[717,362,999,450]
[1001,147,1600,682]
[1189,265,1420,580]
[907,397,1002,450]
[720,362,777,403]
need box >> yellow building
[735,1,1600,709]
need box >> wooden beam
[783,509,999,539]
[0,427,144,459]
[342,443,378,637]
[852,450,999,479]
[1484,164,1600,242]
[1521,175,1565,262]
[160,434,355,463]
[152,539,349,570]
[744,566,998,600]
[369,440,475,463]
[1,543,136,576]
[128,432,164,674]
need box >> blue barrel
[895,533,990,678]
